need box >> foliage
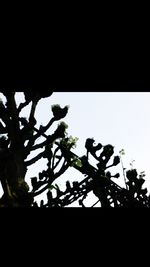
[0,91,149,207]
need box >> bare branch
[31,160,70,198]
[31,173,55,197]
[28,134,56,151]
[37,118,56,135]
[24,117,55,151]
[32,183,50,197]
[54,160,70,179]
[52,146,60,170]
[25,150,45,166]
[17,100,30,113]
[28,99,38,123]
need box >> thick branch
[32,183,50,197]
[53,160,70,179]
[28,133,57,152]
[31,174,56,197]
[29,99,38,123]
[25,150,45,166]
[32,160,70,197]
[24,117,55,152]
[38,117,56,134]
[17,99,30,113]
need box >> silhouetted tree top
[0,91,149,207]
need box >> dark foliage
[0,91,149,207]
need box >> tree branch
[17,99,30,113]
[24,117,55,152]
[54,160,70,179]
[32,160,70,198]
[38,117,56,134]
[28,132,59,152]
[52,146,60,170]
[25,150,45,166]
[28,99,38,123]
[31,174,56,197]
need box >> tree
[0,90,149,207]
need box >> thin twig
[91,199,100,207]
[120,155,127,190]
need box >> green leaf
[48,185,56,191]
[72,158,83,168]
[119,149,125,155]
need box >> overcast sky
[1,92,150,207]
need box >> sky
[1,92,150,207]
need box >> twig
[91,199,100,207]
[120,155,127,190]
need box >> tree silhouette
[0,91,149,207]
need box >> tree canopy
[0,91,149,207]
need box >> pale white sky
[1,92,150,207]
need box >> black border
[0,51,150,92]
[0,78,150,92]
